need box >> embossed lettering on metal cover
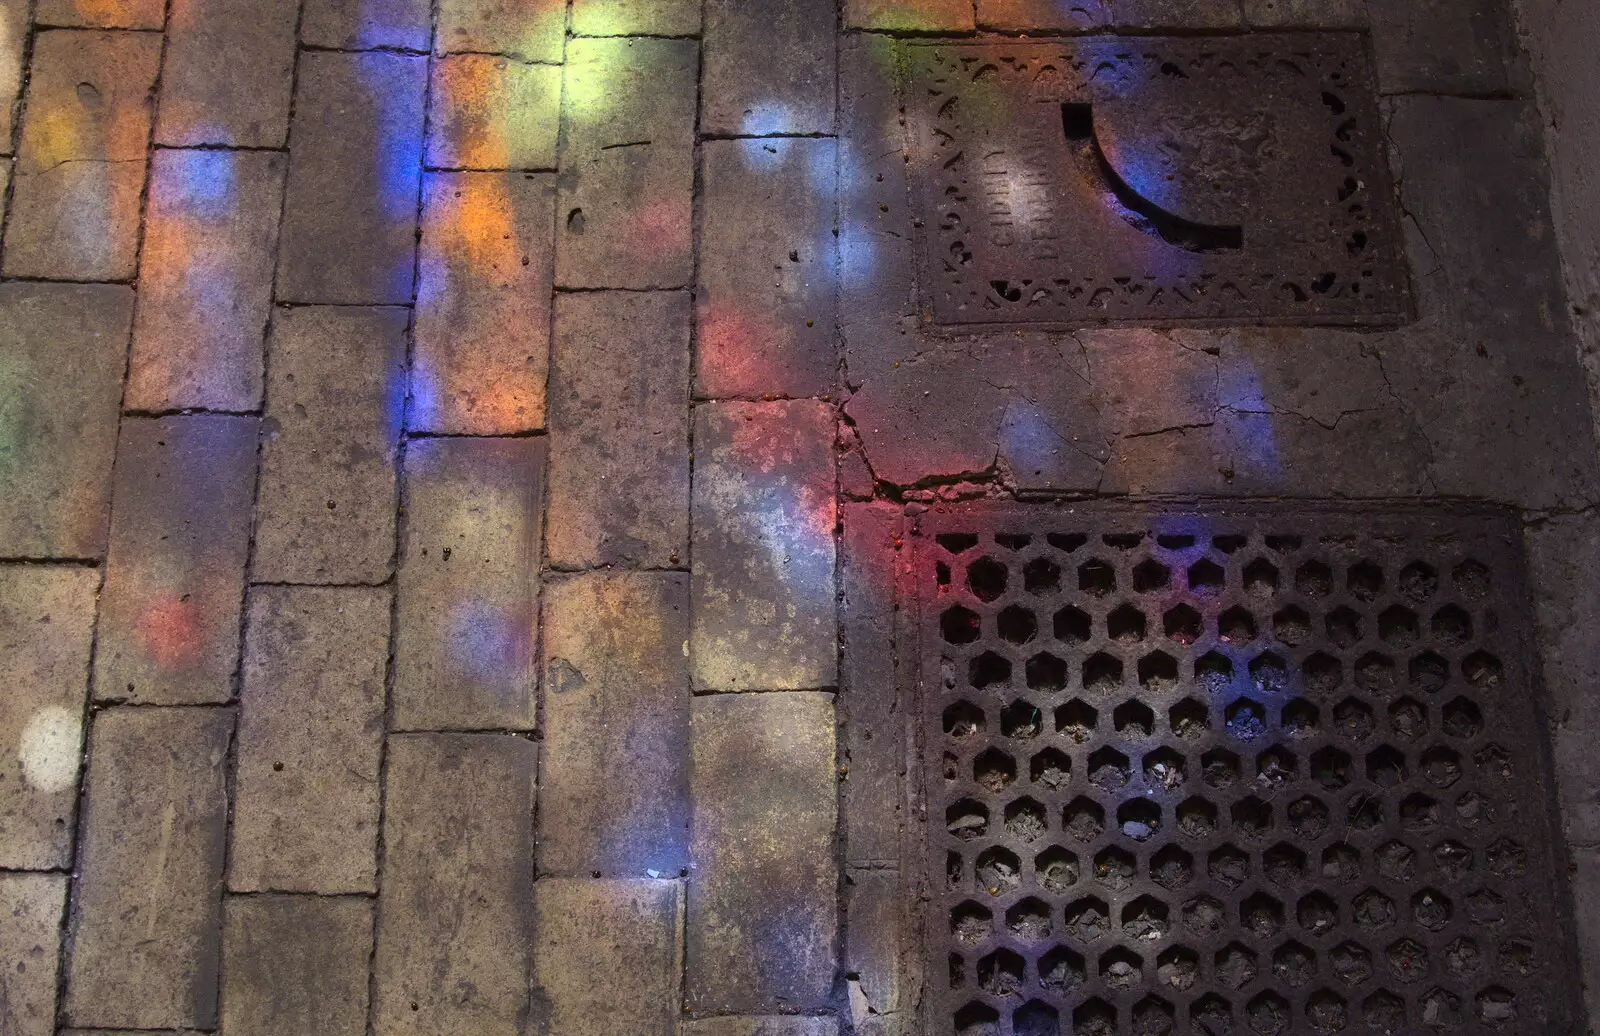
[905,36,1411,328]
[913,505,1581,1035]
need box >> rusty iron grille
[904,35,1410,328]
[913,506,1580,1035]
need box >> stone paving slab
[221,895,373,1036]
[531,878,682,1036]
[0,565,96,869]
[1368,0,1517,95]
[232,586,388,893]
[841,503,902,866]
[253,305,405,584]
[125,149,285,413]
[686,1017,841,1036]
[374,733,535,1036]
[64,707,232,1030]
[35,0,162,29]
[300,0,430,50]
[393,436,543,730]
[93,416,257,705]
[547,290,691,568]
[1242,0,1368,26]
[844,0,972,30]
[571,0,701,35]
[845,869,902,1017]
[702,0,836,136]
[0,283,131,559]
[687,691,837,1014]
[436,0,565,61]
[0,0,27,146]
[540,572,690,877]
[155,0,297,147]
[0,872,66,1036]
[426,55,561,171]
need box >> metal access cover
[905,35,1410,328]
[914,505,1580,1035]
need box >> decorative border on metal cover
[904,35,1411,329]
[910,504,1578,1035]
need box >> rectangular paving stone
[394,437,543,730]
[688,692,837,1013]
[231,587,389,893]
[556,38,696,290]
[841,504,902,866]
[277,52,426,305]
[702,0,836,136]
[698,139,837,398]
[0,0,26,147]
[1242,0,1367,25]
[0,873,66,1036]
[540,573,689,876]
[155,0,297,147]
[1369,0,1515,95]
[125,149,285,413]
[64,707,231,1030]
[253,306,405,584]
[686,1021,839,1036]
[374,733,535,1036]
[36,0,161,27]
[571,0,700,34]
[1105,0,1244,26]
[413,172,554,434]
[547,291,691,568]
[691,400,837,692]
[978,0,1101,28]
[300,0,430,49]
[436,0,564,61]
[4,30,160,280]
[846,869,901,1016]
[845,0,972,30]
[94,416,257,706]
[531,879,681,1036]
[426,55,561,169]
[0,565,97,869]
[221,896,372,1036]
[0,284,131,558]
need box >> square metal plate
[905,35,1411,328]
[912,504,1580,1035]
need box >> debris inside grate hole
[915,505,1581,1035]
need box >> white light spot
[19,706,82,794]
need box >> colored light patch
[161,149,237,221]
[447,599,532,683]
[358,55,425,218]
[136,595,205,668]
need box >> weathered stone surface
[686,1021,840,1036]
[977,0,1100,29]
[531,879,681,1036]
[0,0,27,146]
[232,587,388,893]
[547,291,691,568]
[436,0,564,61]
[36,0,161,27]
[374,733,535,1036]
[253,306,405,584]
[300,0,429,49]
[126,150,284,412]
[427,56,561,170]
[841,504,901,866]
[702,0,836,136]
[1368,0,1515,95]
[394,437,543,730]
[557,38,696,290]
[846,869,901,1017]
[221,896,372,1036]
[0,566,96,869]
[698,139,837,398]
[687,692,837,1014]
[1573,848,1600,1029]
[571,0,700,35]
[539,573,689,877]
[64,707,232,1030]
[844,0,971,30]
[847,353,1011,488]
[1241,0,1367,25]
[277,52,426,305]
[0,284,131,558]
[1105,0,1243,26]
[691,400,837,692]
[155,0,297,146]
[413,172,554,434]
[1382,98,1599,509]
[0,873,65,1036]
[94,416,257,706]
[4,30,160,280]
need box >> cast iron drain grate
[913,506,1579,1035]
[904,35,1410,328]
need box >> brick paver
[0,566,96,869]
[571,0,701,35]
[426,56,561,170]
[0,873,66,1036]
[300,0,429,49]
[531,879,682,1036]
[231,586,388,893]
[64,707,231,1030]
[374,733,535,1036]
[540,572,690,876]
[221,896,373,1036]
[0,0,27,145]
[93,416,257,705]
[840,504,901,866]
[436,0,565,61]
[701,0,836,136]
[0,284,131,558]
[155,0,297,147]
[252,306,405,583]
[125,149,285,413]
[35,0,161,29]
